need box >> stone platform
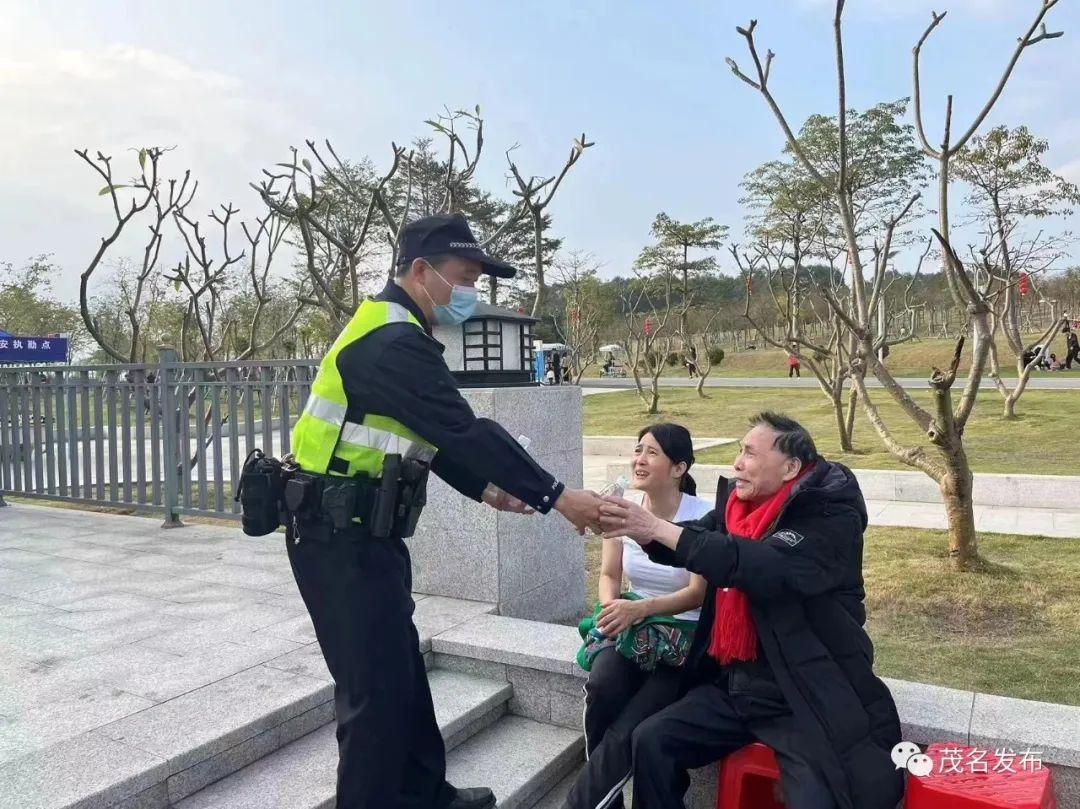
[0,505,507,808]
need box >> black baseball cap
[397,213,517,279]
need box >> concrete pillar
[410,385,585,622]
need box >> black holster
[395,456,429,538]
[235,449,287,537]
[366,454,429,538]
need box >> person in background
[787,343,801,379]
[684,345,699,379]
[1065,326,1079,370]
[1033,344,1051,371]
[1049,353,1063,371]
[565,424,712,809]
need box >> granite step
[444,716,584,809]
[176,669,514,809]
[523,762,584,809]
[0,593,496,809]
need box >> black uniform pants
[631,680,836,809]
[286,518,456,809]
[1066,346,1078,369]
[565,648,683,809]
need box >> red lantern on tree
[1019,272,1030,296]
[643,317,653,336]
[570,308,579,323]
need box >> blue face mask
[425,265,478,326]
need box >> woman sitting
[566,423,712,809]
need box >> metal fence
[0,349,319,524]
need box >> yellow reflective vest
[291,299,436,478]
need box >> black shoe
[446,786,496,809]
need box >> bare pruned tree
[725,0,1065,570]
[256,109,584,332]
[732,239,863,452]
[618,264,685,415]
[683,306,724,398]
[954,124,1079,417]
[76,146,193,362]
[507,134,595,317]
[168,204,305,362]
[549,251,607,383]
[255,141,406,336]
[78,146,303,363]
[884,237,931,342]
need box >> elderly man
[599,412,903,809]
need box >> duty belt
[284,471,377,529]
[283,453,428,538]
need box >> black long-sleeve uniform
[285,280,563,809]
[335,280,564,512]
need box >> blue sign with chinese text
[0,333,70,364]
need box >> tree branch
[912,11,947,159]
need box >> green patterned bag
[576,592,696,673]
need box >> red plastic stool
[716,742,785,808]
[906,742,1056,809]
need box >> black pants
[631,680,836,809]
[1066,347,1078,369]
[565,648,683,809]
[286,518,456,809]
[789,365,800,378]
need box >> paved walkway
[582,374,1080,390]
[0,505,493,776]
[586,455,1080,538]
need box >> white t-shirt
[620,491,713,621]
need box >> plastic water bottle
[599,474,629,498]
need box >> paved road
[581,374,1080,391]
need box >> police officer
[285,213,602,809]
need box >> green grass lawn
[584,527,1080,706]
[583,334,1069,379]
[707,336,1042,379]
[584,387,1075,475]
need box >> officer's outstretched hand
[554,488,603,536]
[481,484,535,514]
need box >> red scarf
[708,464,815,665]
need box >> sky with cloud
[1,0,1077,303]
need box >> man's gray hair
[749,411,819,465]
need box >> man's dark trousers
[286,518,455,809]
[631,680,836,809]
